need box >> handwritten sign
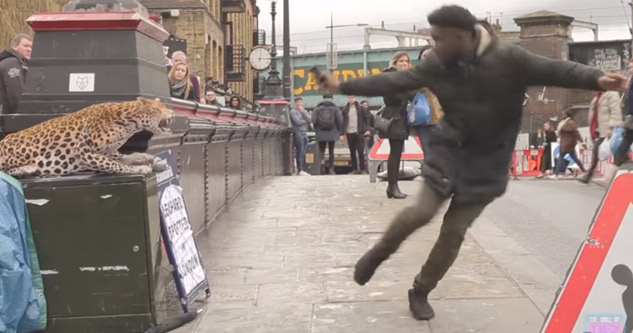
[155,150,210,312]
[160,185,206,295]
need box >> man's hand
[597,73,627,91]
[340,135,347,142]
[319,73,340,93]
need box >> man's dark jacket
[0,49,28,114]
[339,22,603,203]
[341,101,371,135]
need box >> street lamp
[324,12,368,70]
[264,0,283,99]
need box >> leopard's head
[135,97,174,134]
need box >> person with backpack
[312,94,343,175]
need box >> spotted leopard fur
[0,97,173,178]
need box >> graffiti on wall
[591,48,621,71]
[569,40,631,73]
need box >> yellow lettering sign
[304,72,319,92]
[293,68,305,95]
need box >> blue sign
[155,150,210,313]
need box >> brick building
[140,0,262,106]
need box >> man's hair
[11,34,32,48]
[360,100,368,104]
[294,97,303,102]
[417,45,433,60]
[427,5,477,32]
[171,50,187,60]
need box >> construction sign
[540,167,633,333]
[368,136,424,161]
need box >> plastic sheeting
[0,172,46,333]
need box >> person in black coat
[341,95,372,174]
[379,51,415,198]
[536,122,557,178]
[317,5,626,322]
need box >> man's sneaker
[408,288,435,320]
[299,171,311,176]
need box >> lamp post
[282,0,291,99]
[264,0,283,99]
[324,13,367,70]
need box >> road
[481,179,607,279]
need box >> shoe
[349,170,360,175]
[329,168,336,175]
[354,248,388,285]
[299,171,311,176]
[408,288,435,320]
[361,170,369,175]
[386,183,407,199]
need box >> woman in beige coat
[580,89,623,183]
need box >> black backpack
[317,106,336,131]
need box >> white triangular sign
[541,169,633,333]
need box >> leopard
[0,97,174,178]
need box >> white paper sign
[69,73,95,92]
[160,185,206,294]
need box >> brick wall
[226,1,256,102]
[145,0,258,104]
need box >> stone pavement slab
[174,176,546,333]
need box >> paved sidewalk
[177,176,545,333]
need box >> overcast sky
[256,0,633,54]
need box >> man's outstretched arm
[321,63,431,97]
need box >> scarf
[170,79,187,98]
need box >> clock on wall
[249,46,272,71]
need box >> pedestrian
[205,90,222,107]
[536,122,557,178]
[0,34,32,115]
[290,97,312,176]
[168,63,195,101]
[376,51,414,199]
[580,88,623,183]
[229,96,242,110]
[360,100,375,150]
[171,51,201,102]
[317,5,626,321]
[614,58,633,166]
[414,45,445,158]
[311,94,343,175]
[553,110,586,178]
[341,95,372,174]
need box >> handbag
[373,104,391,135]
[406,92,431,126]
[374,115,392,135]
[610,126,631,155]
